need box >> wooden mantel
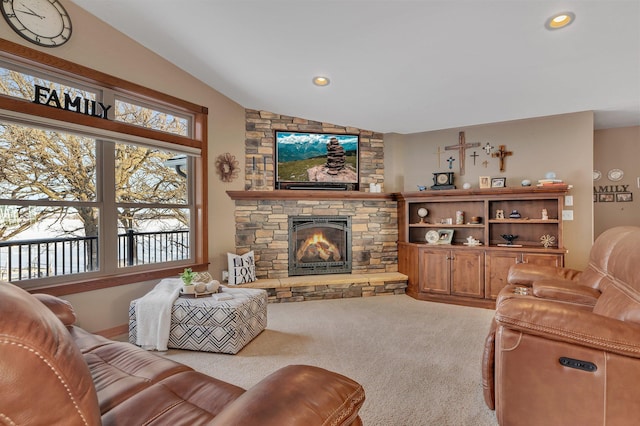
[227,185,569,201]
[226,190,395,201]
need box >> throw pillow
[227,251,256,284]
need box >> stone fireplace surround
[227,109,407,302]
[227,190,406,302]
[229,191,398,279]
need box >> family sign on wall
[593,169,634,203]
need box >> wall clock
[1,0,72,48]
[430,172,455,190]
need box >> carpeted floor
[162,294,499,426]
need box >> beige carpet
[162,294,499,426]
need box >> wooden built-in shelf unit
[397,185,569,308]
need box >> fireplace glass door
[288,216,352,276]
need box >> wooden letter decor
[492,145,513,172]
[445,131,481,176]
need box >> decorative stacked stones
[326,137,346,175]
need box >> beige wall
[0,1,245,332]
[0,1,601,331]
[384,112,594,270]
[593,126,640,237]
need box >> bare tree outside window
[0,67,194,282]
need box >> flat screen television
[274,131,359,190]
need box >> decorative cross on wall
[491,145,513,172]
[434,146,443,168]
[470,151,479,165]
[446,156,455,169]
[445,131,481,176]
[483,142,494,155]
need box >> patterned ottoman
[129,287,267,354]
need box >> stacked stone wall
[234,199,398,279]
[244,109,384,191]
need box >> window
[114,143,192,268]
[0,122,100,282]
[0,43,207,294]
[115,97,190,137]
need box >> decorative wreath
[215,152,240,182]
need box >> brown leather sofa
[482,226,640,425]
[0,282,365,425]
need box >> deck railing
[0,229,189,282]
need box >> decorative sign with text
[33,84,111,119]
[593,184,633,203]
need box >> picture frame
[479,176,491,189]
[437,229,454,244]
[616,192,633,202]
[599,193,614,202]
[491,177,506,188]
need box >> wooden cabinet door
[419,247,450,294]
[521,253,563,267]
[485,251,520,299]
[485,251,565,299]
[451,249,484,298]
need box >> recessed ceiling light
[545,12,575,30]
[312,76,330,87]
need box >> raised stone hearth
[239,272,408,303]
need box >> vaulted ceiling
[72,1,640,134]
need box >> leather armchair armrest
[33,293,77,326]
[495,298,640,359]
[507,263,582,286]
[532,280,600,306]
[210,365,365,426]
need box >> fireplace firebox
[288,216,352,276]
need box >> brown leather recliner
[0,282,365,425]
[482,226,640,425]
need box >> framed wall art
[479,176,490,189]
[437,229,454,244]
[616,192,633,202]
[599,193,614,202]
[491,177,506,188]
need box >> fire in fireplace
[288,216,352,276]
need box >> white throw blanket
[135,278,182,351]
